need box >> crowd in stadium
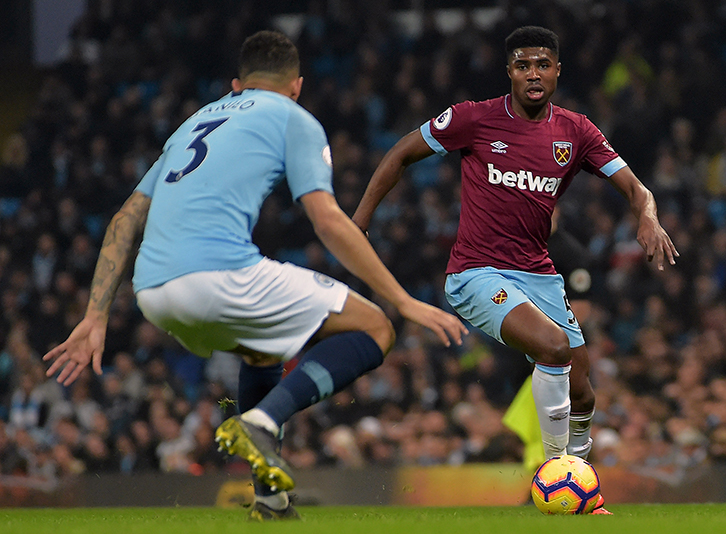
[3,0,726,489]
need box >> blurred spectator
[80,432,115,473]
[321,425,365,468]
[0,134,31,204]
[100,372,135,438]
[112,351,145,408]
[155,415,194,473]
[129,420,160,472]
[188,423,226,474]
[8,371,45,434]
[0,420,24,475]
[31,233,58,293]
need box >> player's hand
[637,217,679,271]
[43,316,107,386]
[397,297,468,347]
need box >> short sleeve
[420,101,477,155]
[579,117,627,178]
[285,106,334,201]
[134,151,168,197]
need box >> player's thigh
[502,270,585,356]
[444,267,531,344]
[313,290,394,353]
[445,268,572,362]
[500,301,570,359]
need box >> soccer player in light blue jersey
[43,31,467,521]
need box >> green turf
[1,504,726,534]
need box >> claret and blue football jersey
[132,89,334,291]
[421,94,626,275]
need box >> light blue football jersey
[132,89,334,291]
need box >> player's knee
[536,330,571,367]
[365,310,395,355]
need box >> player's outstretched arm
[351,129,434,232]
[607,166,679,270]
[301,190,467,347]
[43,191,151,385]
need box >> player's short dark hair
[238,30,300,79]
[505,26,559,59]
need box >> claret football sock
[255,331,384,427]
[531,363,571,458]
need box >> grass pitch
[2,504,726,534]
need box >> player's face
[507,47,560,118]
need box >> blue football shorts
[445,266,585,349]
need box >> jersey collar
[504,94,553,122]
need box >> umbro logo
[491,141,508,153]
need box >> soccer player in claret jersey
[353,26,679,515]
[43,30,467,521]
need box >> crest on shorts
[491,288,508,305]
[553,142,572,166]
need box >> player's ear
[557,62,561,77]
[231,78,243,92]
[290,76,303,102]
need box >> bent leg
[313,290,396,353]
[217,290,391,497]
[501,302,571,367]
[502,302,571,458]
[251,290,391,430]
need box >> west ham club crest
[553,142,572,166]
[491,288,508,304]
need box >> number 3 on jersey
[165,117,229,183]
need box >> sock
[242,408,280,436]
[567,409,594,459]
[237,360,283,413]
[256,332,384,427]
[236,359,284,499]
[531,363,571,458]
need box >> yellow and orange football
[531,455,601,515]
